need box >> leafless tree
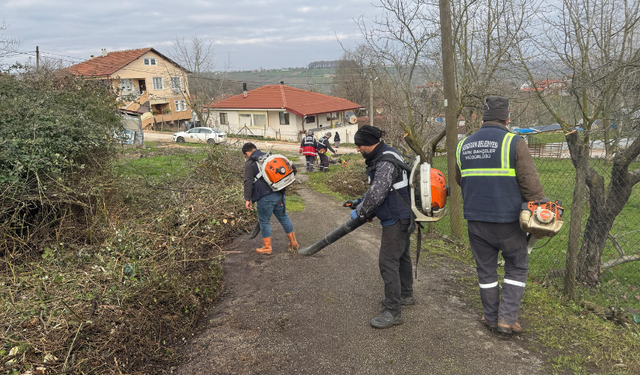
[332,47,371,117]
[355,0,441,160]
[517,0,640,288]
[0,20,19,69]
[448,0,540,133]
[170,35,231,126]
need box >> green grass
[117,153,200,179]
[286,195,305,212]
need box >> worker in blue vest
[455,96,544,335]
[351,125,414,329]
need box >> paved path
[169,186,548,375]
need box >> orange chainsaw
[520,198,564,253]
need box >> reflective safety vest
[367,143,412,222]
[456,125,523,223]
[300,135,317,156]
[317,136,330,152]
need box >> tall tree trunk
[577,152,638,285]
[564,134,587,299]
[567,132,640,286]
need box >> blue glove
[350,209,358,220]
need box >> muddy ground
[166,186,549,375]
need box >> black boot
[370,310,403,329]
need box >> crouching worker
[242,142,299,255]
[351,125,414,329]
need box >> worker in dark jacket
[350,125,414,329]
[243,142,298,255]
[299,130,317,172]
[317,131,337,172]
[455,96,544,335]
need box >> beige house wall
[209,109,353,141]
[112,51,192,129]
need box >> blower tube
[298,216,367,256]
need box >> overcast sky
[2,0,383,71]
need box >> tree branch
[601,254,640,271]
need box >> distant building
[520,78,569,96]
[67,47,192,130]
[205,83,363,141]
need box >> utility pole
[439,0,464,239]
[370,78,374,127]
[36,46,40,71]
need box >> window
[220,113,229,125]
[152,77,163,90]
[171,76,182,91]
[199,129,212,134]
[144,58,157,66]
[305,116,316,124]
[174,99,187,112]
[279,112,290,125]
[119,79,133,94]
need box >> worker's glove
[343,199,361,209]
[299,148,302,154]
[350,209,359,220]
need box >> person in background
[334,131,341,149]
[317,131,337,172]
[299,130,317,172]
[350,125,414,329]
[455,96,544,335]
[243,142,299,255]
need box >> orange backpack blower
[254,153,296,191]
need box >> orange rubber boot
[256,237,272,255]
[287,232,299,251]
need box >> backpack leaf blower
[299,155,448,256]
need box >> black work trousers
[468,220,528,326]
[379,220,413,314]
[319,152,329,172]
[305,155,315,172]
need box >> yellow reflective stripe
[460,169,516,177]
[456,137,466,169]
[460,132,517,178]
[501,133,516,169]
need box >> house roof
[206,85,362,117]
[67,47,189,77]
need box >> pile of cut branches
[1,145,253,374]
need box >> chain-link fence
[426,132,640,308]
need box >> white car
[173,127,227,145]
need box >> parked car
[173,127,227,144]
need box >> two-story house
[68,47,191,130]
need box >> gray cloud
[2,0,380,70]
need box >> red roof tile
[67,47,188,77]
[206,85,362,117]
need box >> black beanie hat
[354,125,383,146]
[483,96,510,122]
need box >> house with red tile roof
[67,48,191,130]
[520,78,569,96]
[205,83,363,141]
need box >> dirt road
[143,130,357,154]
[169,186,548,375]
